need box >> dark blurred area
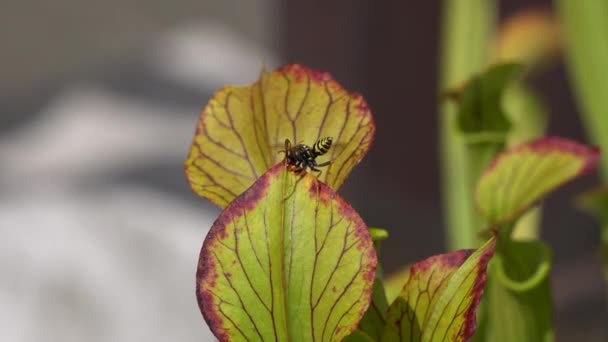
[1,0,606,341]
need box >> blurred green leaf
[575,187,608,223]
[476,137,600,227]
[439,0,497,250]
[451,63,523,142]
[503,83,548,240]
[350,227,390,340]
[575,187,608,283]
[481,241,554,342]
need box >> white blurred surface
[151,22,279,91]
[0,86,196,184]
[0,186,217,342]
[0,21,277,341]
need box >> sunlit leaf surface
[476,137,600,225]
[197,163,377,341]
[382,237,496,342]
[186,64,375,207]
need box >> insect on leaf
[382,236,496,342]
[185,64,376,207]
[197,163,377,341]
[476,137,600,225]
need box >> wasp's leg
[292,162,305,174]
[316,160,331,167]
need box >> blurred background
[0,0,606,341]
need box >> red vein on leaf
[207,289,241,314]
[191,164,239,198]
[316,212,345,258]
[510,154,550,211]
[244,211,267,276]
[314,229,351,310]
[273,102,283,152]
[411,270,434,338]
[208,106,233,130]
[502,152,536,221]
[426,263,479,342]
[397,311,404,342]
[327,97,352,181]
[249,90,271,169]
[196,150,255,182]
[215,238,235,253]
[218,304,251,342]
[261,207,279,342]
[322,253,365,341]
[257,80,271,151]
[331,298,362,341]
[513,157,577,218]
[442,275,478,341]
[309,185,321,341]
[293,72,312,123]
[280,72,296,144]
[211,250,264,341]
[315,81,335,143]
[287,192,297,288]
[493,152,519,222]
[197,187,231,207]
[370,294,385,324]
[233,219,272,314]
[332,126,372,186]
[207,288,250,341]
[224,92,260,179]
[333,97,352,153]
[312,222,352,310]
[200,125,246,159]
[417,267,454,334]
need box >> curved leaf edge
[493,241,552,292]
[477,136,600,225]
[185,64,377,208]
[383,236,496,342]
[196,162,378,341]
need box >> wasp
[280,137,333,175]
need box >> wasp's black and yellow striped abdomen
[280,137,333,175]
[311,137,333,158]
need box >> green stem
[557,0,608,293]
[440,0,497,249]
[557,0,608,180]
[504,84,548,240]
[603,222,608,289]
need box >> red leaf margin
[196,162,377,341]
[484,136,600,176]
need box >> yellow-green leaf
[382,236,496,342]
[197,163,377,341]
[476,137,600,225]
[185,64,376,207]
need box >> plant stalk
[440,0,497,249]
